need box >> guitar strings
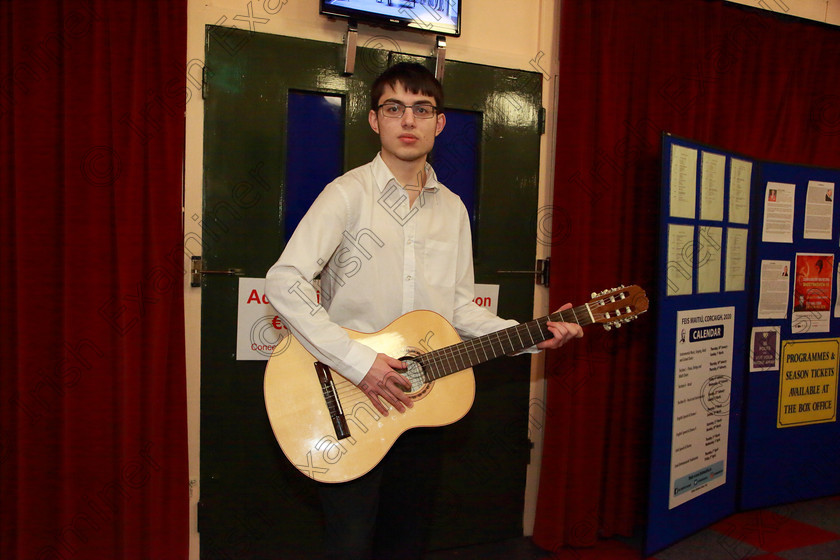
[324,289,640,415]
[420,306,596,381]
[421,317,551,380]
[329,299,614,406]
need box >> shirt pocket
[423,239,458,287]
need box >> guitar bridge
[314,362,351,440]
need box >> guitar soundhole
[400,358,427,394]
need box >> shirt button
[406,275,412,281]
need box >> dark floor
[423,495,840,560]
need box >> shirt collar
[372,152,440,194]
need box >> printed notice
[670,307,734,509]
[670,145,698,219]
[803,180,834,240]
[750,326,781,372]
[700,152,726,221]
[728,158,752,225]
[792,253,833,334]
[757,260,791,319]
[762,182,795,243]
[697,226,722,294]
[778,338,838,427]
[725,227,748,292]
[667,224,694,296]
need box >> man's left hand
[536,302,584,350]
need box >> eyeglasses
[377,101,438,119]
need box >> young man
[265,62,582,560]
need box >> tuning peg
[603,324,612,331]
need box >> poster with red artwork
[792,253,834,333]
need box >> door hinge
[497,257,550,288]
[190,255,243,287]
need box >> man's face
[368,81,446,169]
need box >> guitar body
[263,309,475,484]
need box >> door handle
[497,258,550,288]
[190,256,243,287]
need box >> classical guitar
[264,285,648,483]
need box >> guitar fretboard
[416,303,595,381]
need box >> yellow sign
[778,338,838,427]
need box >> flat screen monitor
[320,0,462,37]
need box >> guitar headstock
[588,285,649,330]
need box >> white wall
[183,1,563,557]
[725,0,840,25]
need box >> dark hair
[370,62,444,112]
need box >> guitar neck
[418,303,595,382]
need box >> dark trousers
[318,428,443,560]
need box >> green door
[199,27,543,558]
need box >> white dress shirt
[265,153,519,385]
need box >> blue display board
[740,160,840,509]
[646,134,750,555]
[646,133,840,555]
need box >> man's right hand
[358,353,414,416]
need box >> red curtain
[1,1,188,559]
[534,0,840,551]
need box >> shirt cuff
[340,342,380,386]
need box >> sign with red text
[236,277,291,361]
[473,283,499,315]
[236,278,501,361]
